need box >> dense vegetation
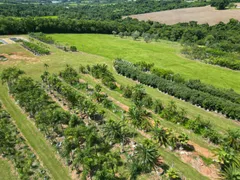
[79,63,240,179]
[211,0,230,9]
[2,67,181,179]
[0,101,50,180]
[80,63,240,146]
[114,59,240,120]
[0,0,208,20]
[22,41,50,55]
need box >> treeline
[137,62,240,104]
[0,0,208,20]
[182,45,240,70]
[114,59,240,120]
[0,102,50,180]
[1,16,240,69]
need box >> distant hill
[128,5,240,25]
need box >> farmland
[128,5,240,25]
[0,32,239,180]
[1,0,240,177]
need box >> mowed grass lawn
[0,159,18,180]
[51,34,240,93]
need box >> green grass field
[51,34,240,93]
[0,159,18,180]
[0,35,239,179]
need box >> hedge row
[114,59,240,120]
[22,41,50,55]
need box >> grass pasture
[0,158,18,180]
[127,5,240,25]
[0,34,239,179]
[51,34,240,93]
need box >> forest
[0,0,208,19]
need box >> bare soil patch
[0,52,38,64]
[178,151,220,179]
[128,5,240,25]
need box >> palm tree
[1,67,25,86]
[216,147,240,169]
[221,165,240,180]
[44,63,49,70]
[128,106,151,129]
[152,126,171,147]
[103,119,132,144]
[225,129,240,151]
[132,140,160,173]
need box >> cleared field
[0,159,18,180]
[51,34,240,93]
[128,5,240,25]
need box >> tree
[103,119,133,144]
[131,140,160,172]
[112,31,117,36]
[224,129,240,151]
[152,126,171,147]
[1,67,25,86]
[128,106,151,130]
[70,46,77,52]
[132,31,140,41]
[153,99,164,114]
[221,165,240,180]
[118,32,124,38]
[211,0,230,10]
[143,33,151,43]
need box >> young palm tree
[103,119,132,144]
[128,106,151,129]
[225,129,240,151]
[132,140,160,173]
[1,67,25,86]
[152,126,171,147]
[221,165,240,180]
